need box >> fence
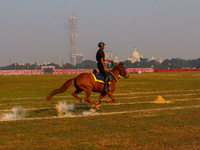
[1,67,199,76]
[0,67,154,76]
[154,68,200,72]
[0,70,43,75]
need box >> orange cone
[154,95,169,103]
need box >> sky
[0,0,200,66]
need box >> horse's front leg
[104,91,116,103]
[84,90,99,109]
[96,93,107,105]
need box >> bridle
[115,65,126,77]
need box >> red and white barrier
[154,68,200,72]
[1,67,199,76]
[0,68,153,76]
[0,70,43,75]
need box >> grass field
[0,72,200,150]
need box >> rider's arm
[104,59,113,63]
[101,57,107,72]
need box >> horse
[47,62,129,109]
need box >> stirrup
[104,87,111,92]
[107,87,111,91]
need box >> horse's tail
[47,77,77,101]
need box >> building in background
[151,56,162,63]
[58,56,64,67]
[44,61,53,65]
[105,51,119,62]
[75,54,84,65]
[69,17,84,66]
[128,47,141,63]
[69,17,78,66]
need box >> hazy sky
[1,0,200,66]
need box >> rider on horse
[96,42,113,92]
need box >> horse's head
[115,62,129,79]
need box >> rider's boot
[104,77,111,92]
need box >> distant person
[96,42,113,92]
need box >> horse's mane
[112,62,124,71]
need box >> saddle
[91,69,112,84]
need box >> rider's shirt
[96,49,105,62]
[96,49,108,78]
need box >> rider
[96,42,113,92]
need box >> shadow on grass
[34,103,101,114]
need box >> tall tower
[57,56,64,67]
[69,17,77,65]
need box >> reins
[108,62,126,79]
[115,64,126,77]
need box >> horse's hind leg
[72,88,82,104]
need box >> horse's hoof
[90,108,94,112]
[78,99,82,105]
[94,105,100,110]
[58,114,63,117]
[101,99,104,102]
[101,99,108,103]
[92,105,100,110]
[67,113,72,117]
[101,99,109,103]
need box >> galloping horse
[47,62,129,109]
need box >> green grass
[0,72,200,150]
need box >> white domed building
[128,48,141,63]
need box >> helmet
[98,42,105,47]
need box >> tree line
[125,58,200,69]
[0,58,200,70]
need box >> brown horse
[47,62,129,109]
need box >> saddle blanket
[91,71,112,84]
[91,72,105,83]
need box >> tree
[124,60,133,68]
[189,58,200,68]
[139,58,149,67]
[1,57,200,70]
[80,60,97,69]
